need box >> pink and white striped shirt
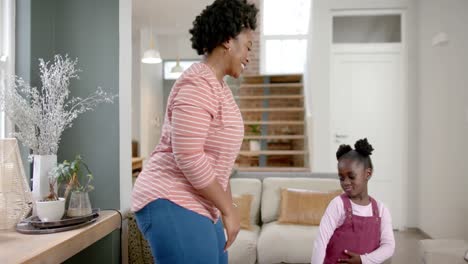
[131,63,244,222]
[311,196,395,264]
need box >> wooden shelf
[234,166,310,172]
[244,121,304,125]
[242,74,302,79]
[240,107,304,112]
[236,73,308,171]
[243,135,305,140]
[235,95,304,100]
[240,83,303,89]
[239,150,307,156]
[0,211,121,264]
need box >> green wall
[16,0,120,213]
[16,0,121,263]
[54,0,120,211]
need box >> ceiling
[133,0,215,35]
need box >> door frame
[329,8,408,229]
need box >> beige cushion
[257,221,319,264]
[232,194,253,230]
[419,239,468,264]
[278,188,342,225]
[230,178,262,225]
[227,225,260,264]
[261,177,341,223]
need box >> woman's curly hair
[189,0,259,55]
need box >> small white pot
[36,198,65,222]
[249,140,261,151]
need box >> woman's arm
[311,197,343,264]
[360,205,395,264]
[171,76,239,249]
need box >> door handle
[335,134,348,139]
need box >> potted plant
[0,55,116,210]
[50,155,94,217]
[35,171,65,222]
[248,124,262,151]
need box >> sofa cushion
[228,225,260,264]
[261,177,341,223]
[278,188,342,225]
[233,194,253,230]
[257,221,318,264]
[419,239,468,264]
[230,178,262,225]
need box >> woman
[131,0,258,263]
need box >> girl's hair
[189,0,258,55]
[336,138,374,170]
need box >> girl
[311,138,395,264]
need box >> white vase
[32,155,57,214]
[36,198,65,222]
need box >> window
[333,15,401,43]
[0,0,14,138]
[261,0,311,74]
[163,60,199,80]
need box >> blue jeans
[135,199,228,264]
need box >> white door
[330,45,406,229]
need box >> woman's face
[226,29,254,78]
[337,158,372,198]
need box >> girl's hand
[222,205,240,251]
[338,250,362,264]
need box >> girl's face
[337,158,372,198]
[225,29,253,78]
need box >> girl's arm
[311,197,343,264]
[360,205,395,264]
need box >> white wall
[416,0,468,240]
[119,0,132,212]
[305,0,412,172]
[305,0,417,228]
[131,26,141,146]
[306,0,468,237]
[157,34,199,60]
[305,0,331,173]
[405,0,420,229]
[139,28,164,161]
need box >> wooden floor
[388,229,430,264]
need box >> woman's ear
[222,39,232,51]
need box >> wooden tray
[28,209,100,229]
[16,209,100,234]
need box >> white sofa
[228,177,341,264]
[419,239,468,264]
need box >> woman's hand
[222,205,240,251]
[338,250,362,264]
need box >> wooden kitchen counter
[0,210,121,264]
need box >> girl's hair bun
[336,144,352,160]
[354,138,374,157]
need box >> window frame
[0,0,15,138]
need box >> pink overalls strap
[341,194,353,223]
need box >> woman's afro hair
[189,0,258,55]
